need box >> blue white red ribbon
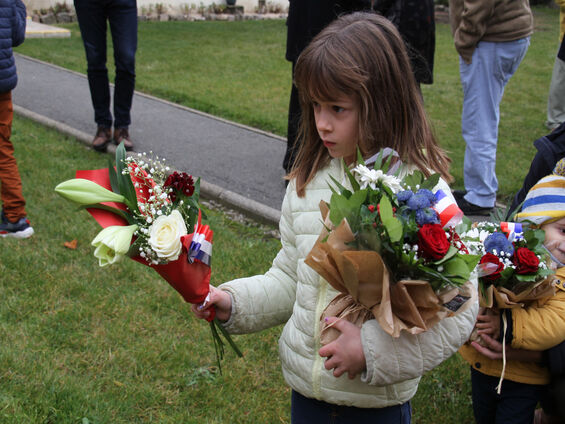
[500,222,524,242]
[188,224,213,266]
[433,190,463,228]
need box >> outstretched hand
[318,317,366,379]
[191,285,232,322]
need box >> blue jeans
[460,38,530,208]
[74,0,137,129]
[290,390,411,424]
[471,368,545,424]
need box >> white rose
[148,209,187,261]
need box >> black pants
[74,0,138,129]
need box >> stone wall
[22,0,287,15]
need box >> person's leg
[74,0,112,130]
[546,53,565,131]
[283,62,300,174]
[460,38,529,209]
[108,0,137,137]
[495,379,545,424]
[0,92,26,221]
[471,368,499,424]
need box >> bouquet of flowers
[305,150,479,340]
[55,143,242,369]
[459,220,555,309]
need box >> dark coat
[373,0,435,84]
[285,0,372,63]
[0,0,26,93]
[508,123,565,216]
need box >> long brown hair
[288,12,452,197]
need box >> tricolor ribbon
[500,222,523,242]
[188,224,213,266]
[433,190,463,228]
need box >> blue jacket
[0,0,26,93]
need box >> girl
[193,12,477,423]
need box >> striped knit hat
[516,159,565,225]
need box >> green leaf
[443,256,472,281]
[108,160,119,194]
[344,165,360,192]
[356,148,365,165]
[329,189,367,228]
[79,203,133,224]
[328,175,352,198]
[433,245,458,265]
[114,142,139,212]
[420,173,441,190]
[379,195,403,242]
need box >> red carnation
[479,253,504,281]
[417,223,450,261]
[512,247,539,274]
[164,172,195,202]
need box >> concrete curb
[14,104,282,227]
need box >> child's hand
[475,307,500,339]
[471,333,543,362]
[191,286,232,322]
[318,317,366,380]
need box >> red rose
[164,171,195,202]
[512,247,539,274]
[479,253,504,281]
[417,223,450,260]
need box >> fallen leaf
[64,239,78,249]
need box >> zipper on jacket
[311,276,328,399]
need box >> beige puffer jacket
[448,0,533,64]
[220,158,478,408]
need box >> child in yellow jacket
[459,171,565,424]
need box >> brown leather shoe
[114,127,134,151]
[92,126,112,152]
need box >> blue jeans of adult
[471,368,545,424]
[74,0,137,130]
[290,390,412,424]
[459,37,530,208]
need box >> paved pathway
[14,54,287,226]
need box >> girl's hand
[191,286,232,322]
[318,317,366,379]
[475,308,500,339]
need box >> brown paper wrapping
[468,276,556,346]
[305,201,477,342]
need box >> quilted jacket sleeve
[360,293,478,385]
[12,0,26,47]
[219,188,299,334]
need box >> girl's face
[542,217,565,265]
[313,94,359,165]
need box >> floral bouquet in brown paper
[459,220,555,344]
[305,150,480,341]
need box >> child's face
[541,216,565,264]
[313,94,359,165]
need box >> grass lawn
[15,6,562,204]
